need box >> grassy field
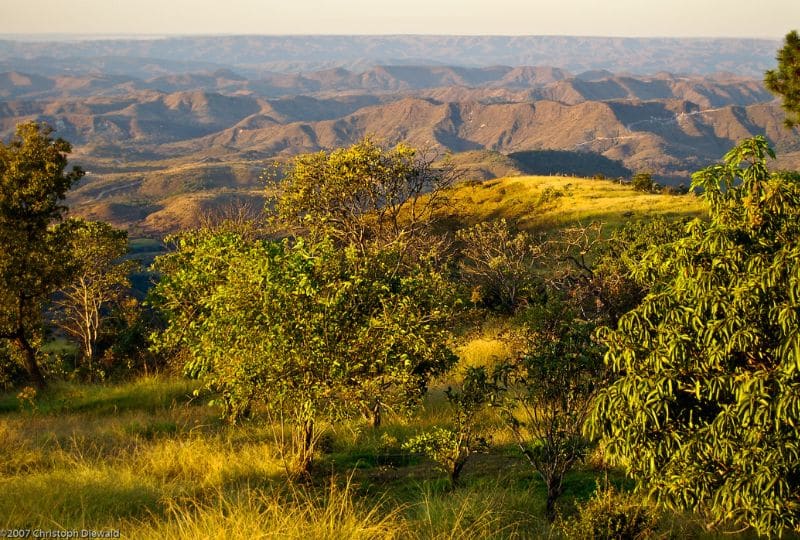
[0,340,756,539]
[440,175,705,232]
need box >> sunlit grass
[0,369,760,538]
[440,175,705,232]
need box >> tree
[456,219,544,312]
[493,300,605,519]
[632,171,655,192]
[52,219,136,378]
[765,30,800,128]
[403,366,492,486]
[588,137,800,536]
[550,219,687,326]
[0,122,84,388]
[149,230,458,475]
[269,138,453,255]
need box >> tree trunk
[370,399,382,429]
[450,458,466,487]
[295,419,315,476]
[16,334,46,389]
[545,476,563,521]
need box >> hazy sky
[1,0,797,38]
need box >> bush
[560,484,661,540]
[631,172,654,192]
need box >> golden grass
[129,479,407,540]
[0,372,755,538]
[442,175,705,232]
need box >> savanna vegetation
[1,30,800,539]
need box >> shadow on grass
[0,376,203,415]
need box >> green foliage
[560,483,662,540]
[52,219,137,378]
[494,300,605,519]
[632,171,655,193]
[149,230,458,474]
[0,122,85,387]
[270,138,452,252]
[104,297,161,376]
[765,30,800,128]
[456,219,544,312]
[403,367,492,485]
[0,341,26,390]
[589,136,800,536]
[554,219,687,326]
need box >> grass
[0,370,774,538]
[0,374,596,538]
[439,175,705,233]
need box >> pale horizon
[0,0,797,40]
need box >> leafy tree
[765,30,800,128]
[588,137,800,536]
[269,138,453,255]
[493,300,604,519]
[51,219,136,378]
[456,219,544,312]
[403,366,492,486]
[150,230,458,475]
[632,171,655,192]
[0,122,84,388]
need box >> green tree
[150,230,458,475]
[456,219,544,313]
[631,171,655,192]
[0,122,84,388]
[494,300,604,519]
[270,138,453,255]
[588,137,800,536]
[52,219,136,378]
[403,366,492,486]
[765,30,800,128]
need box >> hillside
[437,174,706,233]
[1,34,797,233]
[2,69,794,193]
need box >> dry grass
[440,175,705,232]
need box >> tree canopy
[52,219,136,376]
[150,229,458,473]
[270,138,452,255]
[588,136,800,536]
[765,30,800,128]
[0,122,84,387]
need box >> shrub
[560,484,661,540]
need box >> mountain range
[0,35,797,235]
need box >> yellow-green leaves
[149,230,459,472]
[590,137,800,536]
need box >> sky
[0,0,797,39]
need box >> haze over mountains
[0,35,782,76]
[0,35,798,234]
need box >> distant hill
[0,66,774,102]
[509,150,631,178]
[0,35,795,234]
[0,35,781,76]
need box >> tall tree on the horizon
[0,122,84,388]
[765,30,800,128]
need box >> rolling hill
[1,35,797,234]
